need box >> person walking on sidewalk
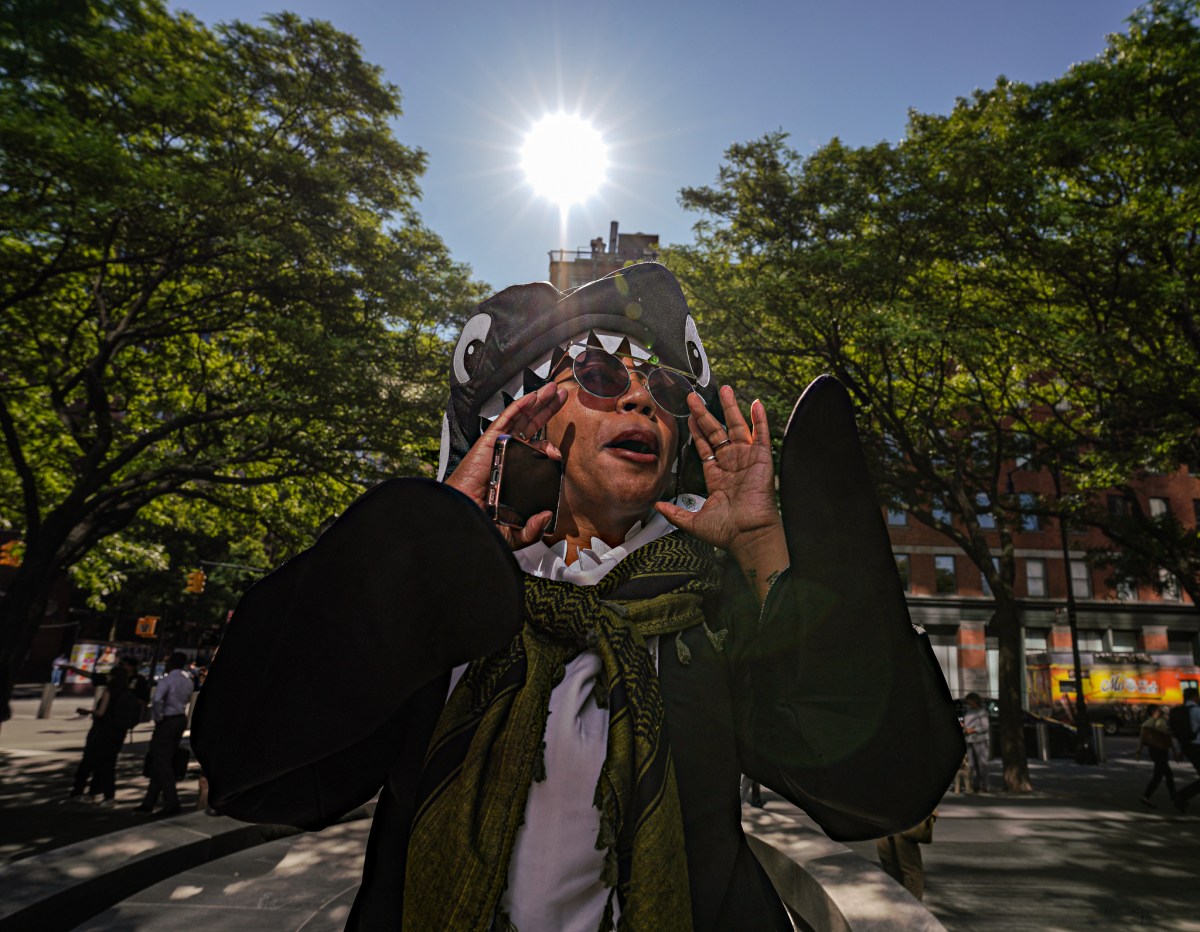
[875,810,936,901]
[1174,687,1200,814]
[68,665,141,807]
[1136,706,1176,808]
[135,651,193,817]
[962,693,990,793]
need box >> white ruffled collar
[515,494,704,586]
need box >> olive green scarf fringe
[403,532,724,932]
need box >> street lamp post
[1051,467,1097,765]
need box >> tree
[0,0,484,717]
[668,131,1039,791]
[984,0,1200,606]
[667,0,1200,789]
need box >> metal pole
[1052,467,1096,765]
[36,682,56,719]
[1036,721,1049,761]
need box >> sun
[521,113,608,209]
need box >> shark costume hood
[436,262,719,492]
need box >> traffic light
[184,569,206,594]
[135,616,159,637]
[0,539,24,567]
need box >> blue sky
[171,0,1137,291]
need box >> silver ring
[516,431,527,441]
[702,453,718,462]
[711,438,733,451]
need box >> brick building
[888,466,1200,704]
[547,221,658,292]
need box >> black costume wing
[733,375,964,839]
[190,479,524,828]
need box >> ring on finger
[711,438,733,451]
[702,453,718,462]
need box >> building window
[1078,629,1104,652]
[1159,569,1180,602]
[934,555,957,594]
[1070,560,1092,598]
[887,509,908,527]
[1148,497,1169,519]
[976,493,995,530]
[1115,578,1138,602]
[981,556,1000,597]
[1026,559,1047,597]
[1018,493,1040,531]
[1110,630,1138,653]
[1168,630,1199,662]
[895,553,911,591]
[1108,494,1132,518]
[1193,499,1200,525]
[1024,628,1048,651]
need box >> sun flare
[521,113,608,209]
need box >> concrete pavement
[4,688,1200,930]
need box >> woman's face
[543,356,681,532]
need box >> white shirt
[152,668,194,720]
[448,495,704,932]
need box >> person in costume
[192,263,963,931]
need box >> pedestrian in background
[1174,686,1200,814]
[120,655,151,708]
[135,651,194,817]
[962,693,990,794]
[68,666,141,807]
[1136,706,1176,808]
[876,810,936,901]
[51,653,68,687]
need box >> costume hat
[437,262,717,487]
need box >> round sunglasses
[553,345,699,417]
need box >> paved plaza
[3,688,1199,930]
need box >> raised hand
[445,382,567,550]
[655,385,789,602]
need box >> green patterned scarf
[403,532,724,932]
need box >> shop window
[1025,559,1047,597]
[1070,560,1092,598]
[1078,629,1104,651]
[1110,630,1138,653]
[935,555,956,594]
[1024,628,1048,651]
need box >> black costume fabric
[192,372,963,931]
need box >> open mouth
[608,438,656,455]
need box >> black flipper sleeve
[734,375,964,840]
[190,478,523,829]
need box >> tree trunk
[992,591,1032,792]
[0,514,80,723]
[0,559,57,724]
